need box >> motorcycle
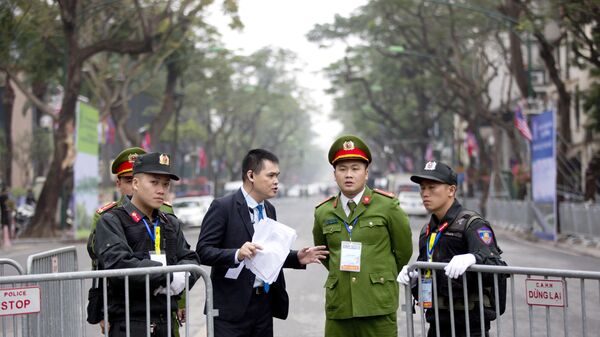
[14,203,34,237]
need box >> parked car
[397,184,428,216]
[172,196,214,228]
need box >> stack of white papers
[244,218,297,284]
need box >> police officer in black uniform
[398,161,504,337]
[95,152,200,337]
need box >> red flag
[465,131,478,157]
[198,147,207,168]
[141,132,151,151]
[514,105,532,141]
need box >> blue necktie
[255,204,269,293]
[256,204,264,221]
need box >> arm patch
[373,188,395,198]
[96,201,117,214]
[315,196,335,209]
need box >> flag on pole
[514,105,532,141]
[141,132,151,151]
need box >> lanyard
[424,222,448,278]
[425,222,448,261]
[142,218,161,253]
[343,217,359,241]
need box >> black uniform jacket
[416,199,502,299]
[195,189,304,321]
[95,198,200,320]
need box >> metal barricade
[403,262,600,337]
[0,264,216,337]
[26,246,81,337]
[0,259,25,277]
[0,259,26,337]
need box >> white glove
[397,265,418,285]
[153,286,168,296]
[170,272,186,295]
[444,254,476,279]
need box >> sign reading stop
[0,286,41,316]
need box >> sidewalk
[496,226,600,259]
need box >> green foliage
[583,70,600,132]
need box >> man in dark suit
[196,149,328,337]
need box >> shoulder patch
[316,196,335,209]
[373,188,395,198]
[96,201,117,214]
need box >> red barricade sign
[0,286,41,316]
[525,279,566,307]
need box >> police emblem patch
[128,153,139,163]
[424,161,437,170]
[477,227,493,245]
[159,154,170,166]
[342,140,355,150]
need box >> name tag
[421,277,433,308]
[340,241,361,272]
[150,251,166,266]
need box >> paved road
[1,196,599,336]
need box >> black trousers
[214,290,273,337]
[426,309,490,337]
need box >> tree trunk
[505,0,529,99]
[24,1,81,237]
[149,62,180,151]
[2,75,14,187]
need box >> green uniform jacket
[313,187,412,319]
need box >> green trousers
[325,313,397,337]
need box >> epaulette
[163,200,172,207]
[96,201,117,214]
[315,196,335,209]
[373,188,395,198]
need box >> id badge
[150,251,166,266]
[421,277,433,309]
[340,241,361,272]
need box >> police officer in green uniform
[313,135,413,337]
[86,147,178,333]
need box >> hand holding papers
[245,218,297,284]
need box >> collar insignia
[130,211,142,223]
[362,195,371,205]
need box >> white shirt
[238,187,268,288]
[340,188,366,217]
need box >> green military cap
[328,134,372,166]
[111,147,146,176]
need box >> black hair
[241,149,279,182]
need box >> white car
[397,185,428,216]
[172,196,214,228]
